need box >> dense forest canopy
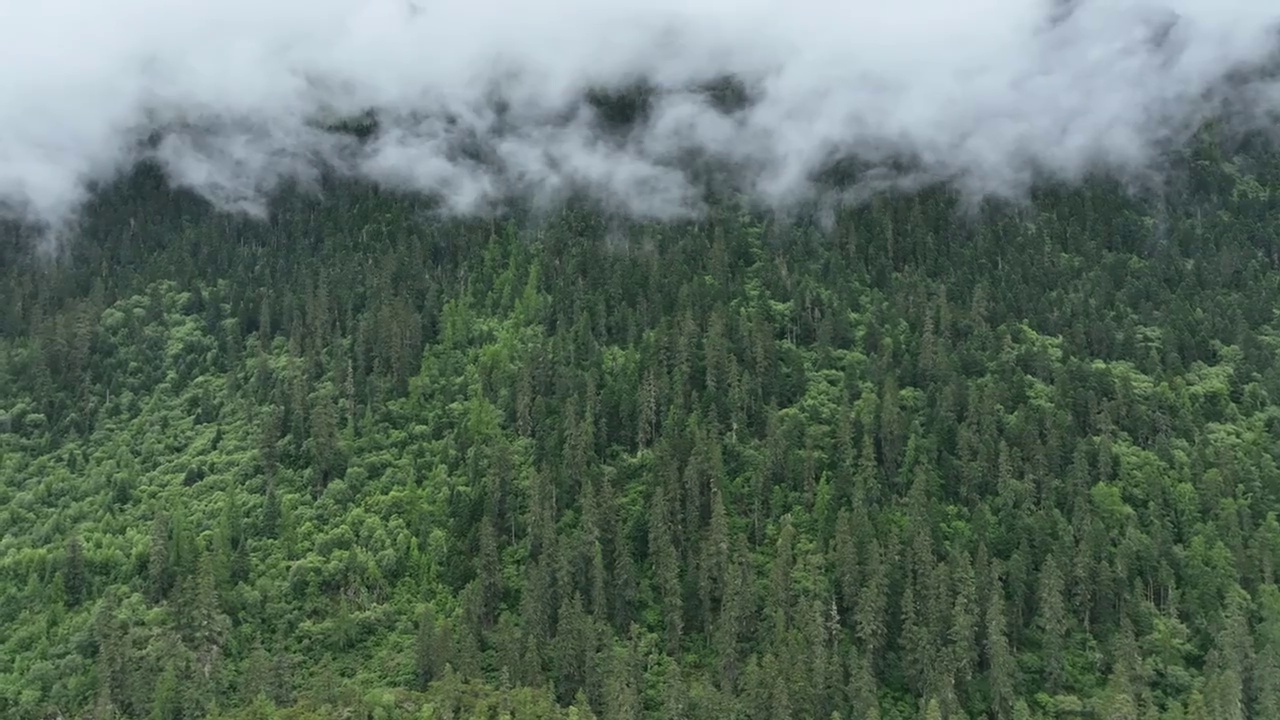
[3,122,1280,720]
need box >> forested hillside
[4,136,1280,720]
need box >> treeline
[2,137,1280,720]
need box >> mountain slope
[4,157,1280,719]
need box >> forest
[3,129,1280,720]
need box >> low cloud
[2,0,1278,228]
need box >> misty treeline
[3,131,1280,720]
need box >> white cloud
[1,0,1277,226]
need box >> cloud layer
[2,0,1279,226]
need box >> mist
[3,0,1279,229]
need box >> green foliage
[4,156,1280,718]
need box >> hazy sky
[2,0,1278,226]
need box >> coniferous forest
[4,133,1280,720]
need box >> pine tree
[879,375,904,482]
[477,521,503,627]
[714,555,751,694]
[662,658,692,720]
[1201,586,1252,720]
[149,665,181,720]
[553,591,594,703]
[92,684,117,720]
[1036,553,1069,692]
[187,547,230,694]
[650,484,683,655]
[855,538,889,664]
[94,592,128,719]
[769,519,797,642]
[64,535,87,606]
[261,480,281,539]
[603,641,642,720]
[414,606,449,689]
[949,547,979,691]
[705,473,731,612]
[1254,584,1280,720]
[612,525,638,632]
[847,649,881,720]
[985,567,1017,720]
[901,579,930,696]
[148,513,172,602]
[833,508,860,619]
